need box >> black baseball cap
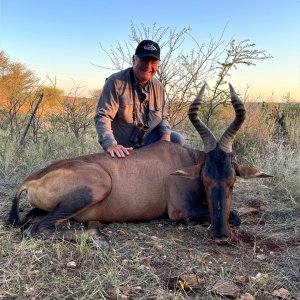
[135,40,160,61]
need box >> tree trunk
[19,93,44,146]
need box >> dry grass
[1,210,299,299]
[0,102,300,299]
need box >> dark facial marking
[211,185,228,238]
[205,147,232,180]
[204,147,233,238]
[183,178,210,223]
[186,190,210,223]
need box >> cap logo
[144,43,157,51]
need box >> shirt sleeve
[94,78,119,150]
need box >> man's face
[133,56,160,84]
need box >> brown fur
[17,142,202,223]
[8,139,272,240]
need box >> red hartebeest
[6,84,272,241]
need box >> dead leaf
[256,254,266,260]
[236,207,259,216]
[239,293,255,300]
[167,274,204,290]
[212,281,240,298]
[108,287,131,299]
[66,261,76,268]
[235,275,246,285]
[153,243,163,250]
[255,273,269,280]
[140,256,152,267]
[259,204,269,211]
[180,275,204,289]
[250,273,269,287]
[272,288,290,299]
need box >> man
[94,40,184,158]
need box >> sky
[1,0,300,101]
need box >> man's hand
[107,144,133,158]
[160,133,171,142]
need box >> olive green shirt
[94,68,171,150]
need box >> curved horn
[218,83,246,153]
[188,84,217,153]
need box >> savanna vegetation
[0,24,299,299]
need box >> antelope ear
[171,164,202,179]
[234,164,273,179]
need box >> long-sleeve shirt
[94,67,171,150]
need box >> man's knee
[171,131,185,145]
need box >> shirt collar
[133,75,151,93]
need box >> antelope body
[6,84,272,241]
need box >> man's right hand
[106,144,133,158]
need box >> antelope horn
[218,83,246,153]
[188,84,217,153]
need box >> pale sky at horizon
[1,0,300,101]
